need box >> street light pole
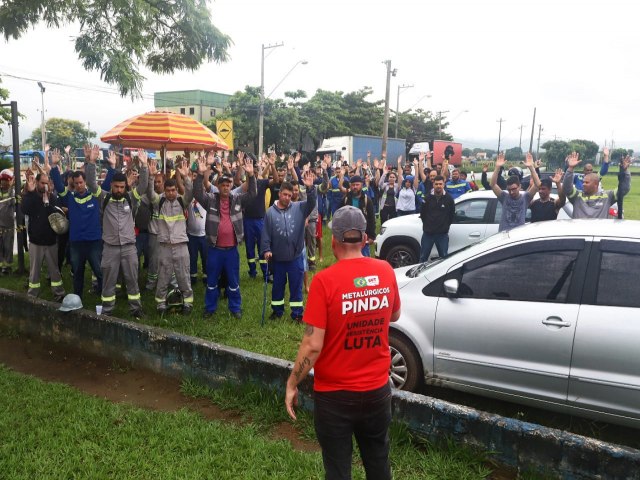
[395,83,413,138]
[497,117,505,153]
[381,60,396,156]
[266,60,308,98]
[436,110,449,139]
[37,82,46,151]
[258,42,283,158]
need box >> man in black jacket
[22,173,66,300]
[419,175,455,262]
[341,175,376,257]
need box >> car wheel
[389,333,422,392]
[385,244,418,268]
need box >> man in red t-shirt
[285,206,401,480]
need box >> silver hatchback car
[389,219,640,428]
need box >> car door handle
[469,232,481,237]
[542,317,572,328]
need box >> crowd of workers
[0,143,631,321]
[0,142,633,480]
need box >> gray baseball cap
[331,206,366,243]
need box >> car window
[455,199,490,224]
[596,252,640,308]
[493,201,502,224]
[458,250,580,302]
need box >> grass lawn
[0,364,500,480]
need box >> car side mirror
[443,278,459,297]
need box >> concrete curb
[1,288,638,479]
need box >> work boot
[132,309,145,320]
[269,311,283,320]
[231,311,242,319]
[182,304,193,316]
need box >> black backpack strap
[103,192,134,216]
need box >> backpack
[135,199,152,230]
[102,193,134,216]
[157,196,188,220]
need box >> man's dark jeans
[419,232,449,263]
[70,240,102,297]
[314,383,392,480]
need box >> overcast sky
[1,0,639,152]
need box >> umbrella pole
[162,146,166,174]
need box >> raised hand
[302,162,310,172]
[356,158,363,168]
[552,168,564,183]
[175,159,188,178]
[603,147,610,162]
[523,152,534,168]
[243,157,254,176]
[303,170,315,187]
[418,152,425,163]
[621,155,632,171]
[397,155,403,166]
[482,162,489,173]
[126,169,138,187]
[83,144,91,161]
[50,148,62,170]
[287,155,294,171]
[90,145,100,163]
[26,174,36,192]
[197,157,208,174]
[566,152,580,169]
[108,150,117,169]
[495,152,506,168]
[64,145,71,155]
[148,158,158,176]
[137,149,148,167]
[373,158,380,169]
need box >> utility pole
[381,60,396,156]
[528,108,536,155]
[518,124,525,150]
[536,124,543,159]
[497,118,505,153]
[258,42,283,158]
[37,82,46,151]
[436,110,449,139]
[395,83,413,138]
[1,101,26,273]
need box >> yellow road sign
[216,120,234,151]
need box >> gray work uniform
[563,169,631,218]
[150,177,194,309]
[145,179,163,291]
[0,188,16,268]
[93,167,149,315]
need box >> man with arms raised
[563,151,631,218]
[285,206,401,480]
[490,152,540,232]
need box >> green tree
[27,118,96,150]
[569,139,599,161]
[0,78,10,137]
[541,140,571,168]
[400,109,448,150]
[611,148,634,163]
[505,146,524,162]
[0,0,231,98]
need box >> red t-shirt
[304,257,401,392]
[216,197,237,247]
